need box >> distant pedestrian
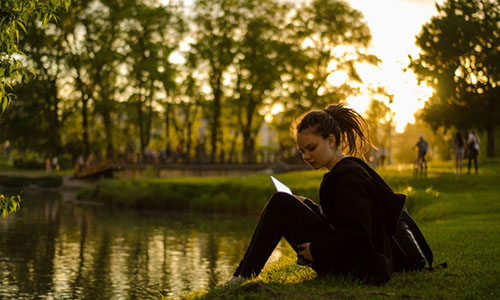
[452,131,465,174]
[414,135,428,174]
[51,156,59,171]
[165,144,172,163]
[45,159,52,174]
[466,130,480,174]
[77,154,84,172]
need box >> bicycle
[414,151,427,174]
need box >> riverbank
[76,160,499,217]
[76,171,323,213]
[0,170,92,193]
[163,160,500,300]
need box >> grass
[155,159,500,300]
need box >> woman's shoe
[225,275,246,285]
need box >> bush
[78,175,280,213]
[58,153,74,170]
[0,176,28,187]
[13,158,45,170]
[0,175,63,188]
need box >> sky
[345,0,443,132]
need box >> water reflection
[0,191,284,299]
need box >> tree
[0,0,70,111]
[409,0,500,157]
[0,0,70,216]
[1,2,74,156]
[232,0,292,163]
[61,0,122,160]
[365,97,391,148]
[283,0,378,112]
[123,0,184,160]
[191,0,240,162]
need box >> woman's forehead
[296,128,322,144]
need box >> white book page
[270,176,292,195]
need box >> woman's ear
[328,134,336,148]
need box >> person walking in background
[77,154,84,172]
[467,130,480,174]
[452,131,465,174]
[45,158,52,174]
[414,134,428,174]
[51,156,59,171]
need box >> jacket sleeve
[309,169,373,265]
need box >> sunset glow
[344,0,440,132]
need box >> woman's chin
[309,163,322,170]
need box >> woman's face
[296,127,336,170]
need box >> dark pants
[468,149,478,173]
[234,192,333,278]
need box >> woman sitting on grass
[227,103,405,285]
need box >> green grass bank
[76,170,324,213]
[79,160,500,299]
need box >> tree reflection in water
[0,191,285,299]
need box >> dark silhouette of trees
[410,0,500,157]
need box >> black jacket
[309,157,405,283]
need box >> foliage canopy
[0,0,70,216]
[0,0,70,111]
[409,0,500,157]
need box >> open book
[270,176,292,195]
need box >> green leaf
[17,21,27,33]
[0,193,22,217]
[2,97,8,112]
[29,66,36,77]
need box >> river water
[0,191,284,299]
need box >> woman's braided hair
[292,103,372,158]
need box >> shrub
[13,158,45,170]
[0,175,63,188]
[58,153,74,170]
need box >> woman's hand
[297,242,314,261]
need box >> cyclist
[414,134,428,173]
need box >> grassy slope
[168,160,500,300]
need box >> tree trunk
[243,135,255,163]
[228,131,239,163]
[102,108,114,159]
[137,87,145,161]
[165,102,172,151]
[98,86,115,159]
[240,94,259,163]
[48,80,61,156]
[184,105,197,163]
[486,124,495,158]
[144,81,154,149]
[82,98,90,158]
[74,66,91,158]
[210,73,223,163]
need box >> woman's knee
[265,192,297,211]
